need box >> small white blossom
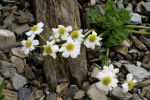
[43,41,59,59]
[122,73,137,93]
[26,22,44,38]
[21,37,39,54]
[103,64,119,77]
[59,37,80,58]
[84,31,102,49]
[70,29,84,43]
[96,70,118,92]
[52,25,72,40]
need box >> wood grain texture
[34,0,87,91]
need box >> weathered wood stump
[34,0,87,91]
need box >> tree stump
[34,0,87,91]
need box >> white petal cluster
[84,31,102,49]
[26,22,44,38]
[21,37,39,54]
[122,73,137,93]
[96,64,118,92]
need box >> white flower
[70,29,84,43]
[26,22,44,38]
[59,37,81,58]
[43,41,59,59]
[122,73,137,93]
[21,37,39,54]
[84,31,102,49]
[52,25,72,40]
[103,64,119,77]
[96,70,118,92]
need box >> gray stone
[11,73,27,90]
[124,64,150,81]
[141,2,150,12]
[140,35,150,48]
[3,89,18,100]
[111,87,132,100]
[142,85,150,100]
[73,90,85,99]
[46,93,56,100]
[10,56,24,73]
[91,67,101,78]
[87,84,107,100]
[0,29,16,49]
[24,66,35,80]
[142,63,150,70]
[2,67,16,78]
[130,94,142,100]
[130,13,142,24]
[126,3,133,12]
[34,90,44,99]
[3,14,13,27]
[11,48,26,58]
[56,82,68,96]
[117,0,124,8]
[112,61,122,68]
[115,45,128,55]
[18,87,32,100]
[14,24,30,35]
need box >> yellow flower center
[58,27,66,35]
[66,42,75,51]
[44,45,52,54]
[25,40,32,48]
[88,34,97,42]
[102,76,112,86]
[71,31,79,39]
[31,25,38,31]
[128,80,134,90]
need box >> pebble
[115,45,128,55]
[46,93,57,100]
[24,66,35,80]
[124,64,150,81]
[73,90,85,99]
[56,82,68,96]
[130,13,142,24]
[141,2,150,12]
[2,67,16,78]
[18,87,32,100]
[142,85,150,99]
[14,24,30,35]
[11,73,27,90]
[87,84,107,100]
[140,35,150,48]
[136,61,142,67]
[34,89,44,100]
[3,89,18,100]
[0,29,16,49]
[11,48,26,59]
[91,67,101,78]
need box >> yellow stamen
[31,25,38,31]
[66,42,75,51]
[128,80,134,90]
[88,34,97,42]
[102,76,112,86]
[25,40,32,48]
[44,45,52,54]
[71,31,79,39]
[58,27,66,35]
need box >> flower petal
[37,22,44,28]
[127,74,133,82]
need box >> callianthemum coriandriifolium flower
[59,37,81,58]
[26,22,44,38]
[96,69,118,92]
[52,25,72,40]
[122,73,137,93]
[21,37,39,54]
[70,29,84,43]
[43,41,59,59]
[84,31,102,49]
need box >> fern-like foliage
[89,0,131,47]
[0,80,4,100]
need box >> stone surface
[87,84,107,100]
[18,87,32,100]
[91,67,101,78]
[34,90,44,99]
[12,73,27,90]
[11,48,26,58]
[140,35,150,48]
[56,82,68,96]
[14,24,30,35]
[115,45,128,55]
[10,56,24,73]
[3,89,18,100]
[46,93,57,100]
[141,2,150,12]
[130,13,142,24]
[0,29,16,49]
[124,64,150,81]
[111,87,132,100]
[73,90,85,99]
[2,67,16,78]
[142,85,150,100]
[24,66,35,80]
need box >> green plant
[0,80,5,100]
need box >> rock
[131,94,142,100]
[11,48,26,58]
[18,87,32,100]
[24,66,35,80]
[73,90,85,99]
[87,84,107,100]
[56,82,68,96]
[2,0,17,3]
[82,82,90,91]
[142,85,150,99]
[2,67,16,78]
[3,89,18,100]
[117,0,124,8]
[115,45,128,55]
[142,54,150,63]
[130,13,142,24]
[0,60,15,68]
[0,29,16,49]
[128,49,138,53]
[124,64,150,81]
[141,2,150,12]
[15,16,30,24]
[12,73,27,90]
[34,90,44,100]
[140,35,150,48]
[46,93,57,100]
[63,85,79,100]
[112,61,122,68]
[111,87,132,100]
[136,61,142,67]
[25,11,35,23]
[126,3,133,12]
[0,51,8,61]
[136,79,150,88]
[3,13,13,27]
[121,40,131,47]
[14,24,30,35]
[10,56,24,73]
[91,67,101,78]
[90,0,96,5]
[142,63,150,70]
[131,36,146,50]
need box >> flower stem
[106,47,109,66]
[98,32,106,37]
[38,34,47,42]
[128,30,150,35]
[84,29,95,37]
[35,46,43,48]
[127,25,150,30]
